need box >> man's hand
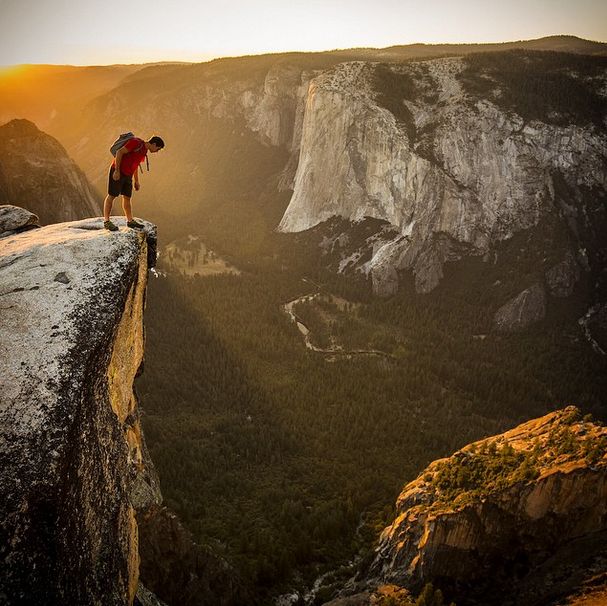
[134,181,140,191]
[112,169,121,181]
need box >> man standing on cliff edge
[103,134,165,231]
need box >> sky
[0,0,606,66]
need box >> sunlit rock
[367,407,607,604]
[278,58,607,294]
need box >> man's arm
[113,147,127,180]
[134,166,140,190]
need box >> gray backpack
[110,132,149,171]
[110,132,146,156]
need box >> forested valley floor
[136,232,607,603]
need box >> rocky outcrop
[0,119,101,224]
[0,204,40,237]
[138,506,252,606]
[493,283,547,332]
[278,58,607,294]
[0,214,157,605]
[546,252,580,298]
[366,407,607,605]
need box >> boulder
[0,203,39,236]
[494,283,546,332]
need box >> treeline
[459,50,607,127]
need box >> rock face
[546,252,581,298]
[493,283,547,332]
[277,57,607,294]
[0,119,101,224]
[137,506,252,606]
[368,407,607,605]
[0,204,40,236]
[0,215,157,605]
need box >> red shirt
[112,137,147,176]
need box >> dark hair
[149,136,165,148]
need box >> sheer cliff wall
[0,214,158,605]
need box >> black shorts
[108,167,133,197]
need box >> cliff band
[0,215,157,605]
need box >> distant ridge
[328,34,607,62]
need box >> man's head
[148,136,165,153]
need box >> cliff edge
[0,210,159,605]
[366,407,607,605]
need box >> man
[103,135,165,231]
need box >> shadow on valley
[136,239,607,604]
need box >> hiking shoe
[127,220,145,230]
[104,220,119,232]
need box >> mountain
[277,53,607,301]
[23,39,603,313]
[0,119,101,224]
[332,407,607,606]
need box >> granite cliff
[344,407,607,606]
[278,55,607,299]
[0,208,158,604]
[0,119,101,225]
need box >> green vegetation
[545,422,607,464]
[415,583,455,606]
[459,50,607,127]
[430,411,606,507]
[137,148,606,601]
[138,235,607,602]
[374,583,455,606]
[373,64,419,142]
[130,47,607,604]
[292,294,402,354]
[432,442,539,506]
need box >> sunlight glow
[0,0,605,66]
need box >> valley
[137,233,607,603]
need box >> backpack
[109,133,149,172]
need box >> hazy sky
[1,0,606,66]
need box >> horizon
[0,34,606,70]
[1,0,607,67]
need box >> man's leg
[122,196,144,229]
[103,194,116,221]
[121,195,133,222]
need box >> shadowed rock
[0,119,101,225]
[494,283,546,332]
